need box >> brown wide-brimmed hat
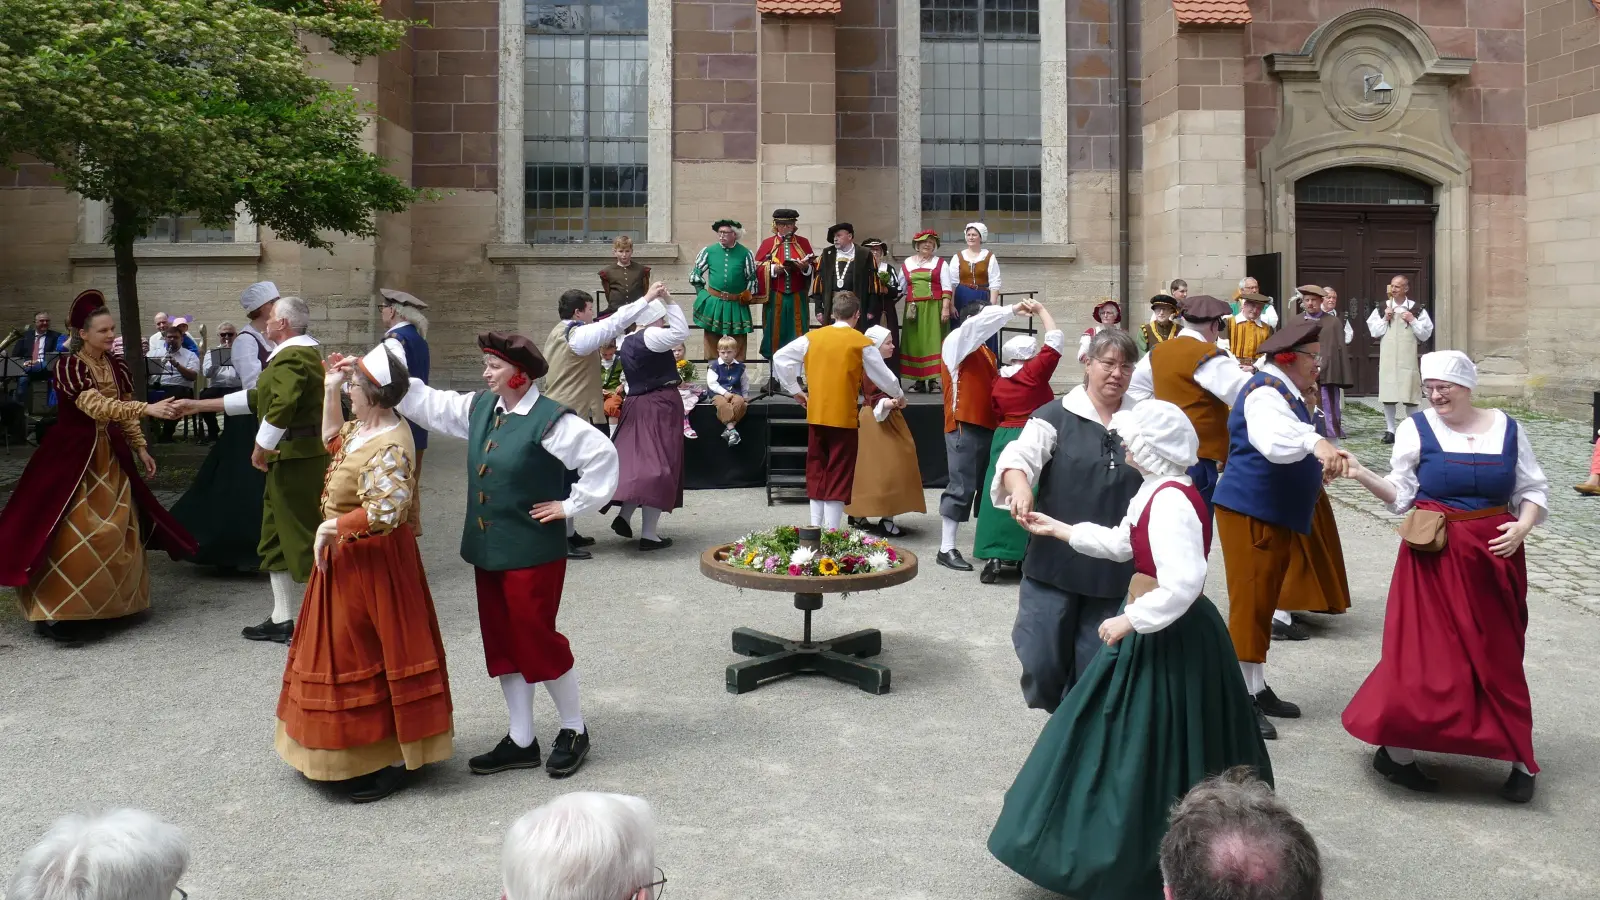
[380,288,429,310]
[1239,291,1273,307]
[478,331,548,379]
[1179,294,1231,322]
[1295,284,1327,299]
[1257,317,1323,356]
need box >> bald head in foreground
[1161,767,1322,900]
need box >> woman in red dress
[0,290,192,642]
[1342,350,1548,803]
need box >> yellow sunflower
[817,557,839,576]
[744,551,758,566]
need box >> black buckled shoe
[567,546,593,560]
[978,558,1001,584]
[1381,431,1396,444]
[1272,618,1311,641]
[610,515,633,538]
[242,618,294,643]
[546,728,591,778]
[1373,747,1440,793]
[937,549,974,572]
[469,735,542,775]
[1254,700,1278,740]
[349,765,408,803]
[1501,767,1536,803]
[34,620,84,647]
[1253,686,1301,719]
[639,537,673,552]
[568,532,596,548]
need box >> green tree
[0,0,420,398]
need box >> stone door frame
[1258,8,1474,353]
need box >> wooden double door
[1294,203,1437,396]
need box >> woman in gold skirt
[846,326,926,535]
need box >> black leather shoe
[34,621,83,646]
[469,735,542,775]
[546,728,591,778]
[1381,431,1396,444]
[1254,686,1301,719]
[937,549,974,572]
[610,515,633,538]
[242,618,293,643]
[978,558,1000,584]
[1272,618,1311,641]
[1254,701,1278,740]
[847,516,869,530]
[567,546,593,560]
[1501,767,1536,803]
[1373,747,1440,793]
[568,532,596,548]
[349,766,408,803]
[639,537,673,552]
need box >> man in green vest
[393,322,630,779]
[184,295,331,643]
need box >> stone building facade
[1,0,1596,412]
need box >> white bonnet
[864,325,891,348]
[1419,350,1477,390]
[964,222,988,240]
[1111,400,1200,472]
[358,343,395,386]
[239,281,279,314]
[1001,334,1038,364]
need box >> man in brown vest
[541,288,655,558]
[1127,294,1246,513]
[773,292,904,530]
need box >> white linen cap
[1001,334,1038,364]
[864,325,891,348]
[239,281,279,314]
[640,299,667,326]
[358,343,395,387]
[1419,350,1477,390]
[1111,400,1200,473]
[964,222,988,239]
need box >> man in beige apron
[1365,275,1434,443]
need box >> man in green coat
[186,295,330,643]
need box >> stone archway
[1259,8,1474,351]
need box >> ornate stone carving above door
[1258,8,1476,354]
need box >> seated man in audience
[198,321,240,443]
[503,792,662,900]
[149,327,198,442]
[10,310,62,407]
[1160,767,1322,900]
[6,808,189,900]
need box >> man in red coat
[754,208,815,372]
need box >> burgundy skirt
[807,424,858,503]
[1342,502,1537,771]
[613,388,685,511]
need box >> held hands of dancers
[251,444,278,473]
[1097,614,1134,646]
[1001,469,1034,518]
[1017,510,1072,543]
[1312,439,1351,483]
[145,397,182,420]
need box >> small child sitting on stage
[672,344,701,439]
[705,335,749,446]
[601,340,625,431]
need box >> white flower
[789,546,817,567]
[866,551,891,572]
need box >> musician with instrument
[754,208,816,367]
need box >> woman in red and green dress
[899,230,955,391]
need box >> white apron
[1378,318,1420,404]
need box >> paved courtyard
[1,402,1599,899]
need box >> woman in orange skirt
[846,325,925,534]
[275,343,453,803]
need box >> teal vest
[459,392,572,571]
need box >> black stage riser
[684,397,949,492]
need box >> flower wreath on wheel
[727,525,904,577]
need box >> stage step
[767,473,807,486]
[769,445,807,455]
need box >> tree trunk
[109,197,148,404]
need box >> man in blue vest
[1211,317,1350,741]
[393,331,620,779]
[380,289,432,535]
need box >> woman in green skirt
[898,230,953,389]
[974,301,1062,583]
[988,400,1272,900]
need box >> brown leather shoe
[1574,482,1600,497]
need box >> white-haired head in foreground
[7,809,188,900]
[503,792,657,900]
